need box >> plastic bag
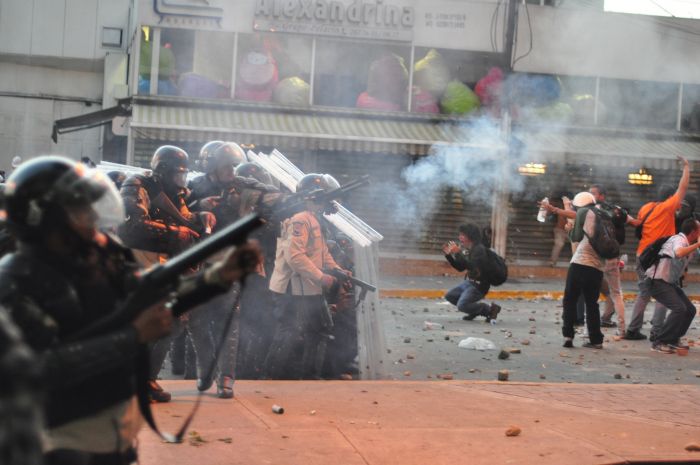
[457,337,497,351]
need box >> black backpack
[482,248,508,286]
[584,208,620,259]
[638,236,672,271]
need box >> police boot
[216,375,234,399]
[148,380,172,403]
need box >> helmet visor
[53,167,126,230]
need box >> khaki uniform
[287,211,339,294]
[265,210,339,379]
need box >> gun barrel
[67,213,263,341]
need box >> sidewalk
[139,380,700,465]
[379,275,700,300]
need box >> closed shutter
[507,161,700,262]
[315,151,492,254]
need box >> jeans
[550,227,568,265]
[649,279,696,345]
[444,280,489,317]
[600,258,626,332]
[628,261,667,333]
[188,286,240,382]
[562,263,604,345]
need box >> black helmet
[107,171,127,190]
[4,156,124,241]
[234,162,273,185]
[296,173,340,196]
[204,142,246,174]
[151,145,189,188]
[197,140,224,171]
[151,145,189,175]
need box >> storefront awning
[52,99,132,143]
[517,129,700,170]
[129,96,504,156]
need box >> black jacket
[445,243,490,294]
[118,173,202,255]
[0,236,227,428]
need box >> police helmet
[4,156,124,241]
[107,171,127,190]
[234,162,273,185]
[296,173,340,195]
[197,140,224,171]
[151,145,189,174]
[204,142,247,175]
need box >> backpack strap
[639,202,659,228]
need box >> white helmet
[572,192,595,208]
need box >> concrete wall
[513,4,700,84]
[0,0,131,59]
[0,63,104,168]
[0,0,131,168]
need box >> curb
[380,289,700,301]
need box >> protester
[561,192,605,349]
[646,218,700,353]
[548,194,570,267]
[588,184,630,333]
[443,223,501,322]
[625,156,689,340]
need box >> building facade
[4,0,700,262]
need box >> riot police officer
[118,145,216,402]
[0,156,260,464]
[265,173,349,379]
[185,141,248,398]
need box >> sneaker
[216,376,234,399]
[651,343,675,354]
[582,342,603,349]
[148,380,172,403]
[462,313,477,321]
[488,303,502,321]
[563,338,573,348]
[600,320,617,328]
[669,342,690,350]
[623,330,647,341]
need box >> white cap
[11,156,22,168]
[572,192,596,208]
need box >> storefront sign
[254,0,414,41]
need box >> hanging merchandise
[414,49,451,98]
[440,81,481,115]
[273,77,310,106]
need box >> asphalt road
[379,297,700,384]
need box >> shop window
[507,72,595,125]
[314,39,411,111]
[681,84,700,132]
[234,33,312,106]
[412,47,501,116]
[598,78,679,130]
[558,75,596,125]
[139,27,234,99]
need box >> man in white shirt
[646,218,700,353]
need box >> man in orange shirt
[624,156,689,340]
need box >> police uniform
[265,210,339,379]
[118,172,208,395]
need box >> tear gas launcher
[68,213,263,341]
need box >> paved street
[380,296,700,384]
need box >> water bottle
[537,197,549,223]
